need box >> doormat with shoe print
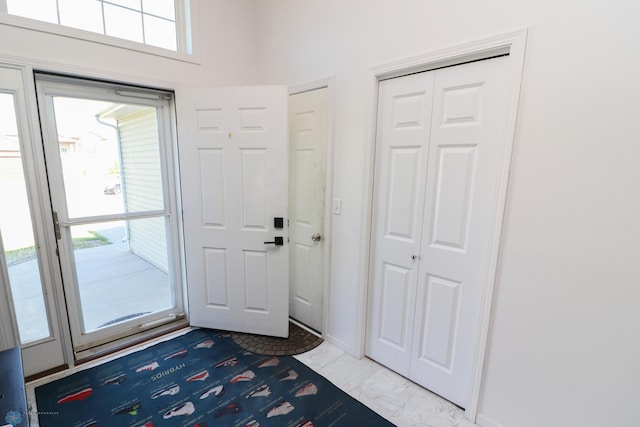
[35,328,393,427]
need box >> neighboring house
[97,106,168,273]
[57,135,77,153]
[0,2,637,427]
[58,133,109,155]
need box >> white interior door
[288,88,327,332]
[410,57,510,407]
[177,86,289,338]
[367,56,510,407]
[366,72,435,375]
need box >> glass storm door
[35,74,184,355]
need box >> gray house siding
[117,108,168,274]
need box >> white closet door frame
[360,29,528,421]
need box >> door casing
[0,64,72,376]
[360,29,528,422]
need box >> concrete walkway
[8,226,172,343]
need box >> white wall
[0,0,257,88]
[4,1,640,424]
[254,1,640,426]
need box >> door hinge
[52,211,61,240]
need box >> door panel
[200,149,226,226]
[204,248,228,307]
[243,250,269,311]
[379,263,413,351]
[241,148,268,228]
[288,88,327,332]
[410,57,510,407]
[386,147,424,239]
[366,72,435,374]
[430,145,477,250]
[177,86,289,338]
[416,274,461,370]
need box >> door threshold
[25,364,68,383]
[289,317,322,338]
[74,319,190,365]
[26,325,195,390]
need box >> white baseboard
[476,414,506,427]
[324,333,358,357]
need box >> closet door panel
[410,56,511,407]
[366,72,435,375]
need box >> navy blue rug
[35,329,394,427]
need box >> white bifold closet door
[366,56,510,408]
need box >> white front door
[367,56,510,407]
[288,88,328,332]
[177,86,289,338]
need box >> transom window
[5,0,189,53]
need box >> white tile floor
[294,342,478,427]
[26,328,479,427]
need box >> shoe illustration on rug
[35,329,394,426]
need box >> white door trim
[0,52,179,97]
[360,28,528,422]
[0,230,18,348]
[289,77,335,337]
[0,62,75,373]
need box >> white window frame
[0,0,199,64]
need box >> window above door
[0,0,196,61]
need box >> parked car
[103,182,121,195]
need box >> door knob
[311,233,322,242]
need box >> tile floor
[294,342,477,427]
[26,328,479,427]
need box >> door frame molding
[0,229,18,348]
[0,62,75,372]
[289,77,335,336]
[360,28,528,421]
